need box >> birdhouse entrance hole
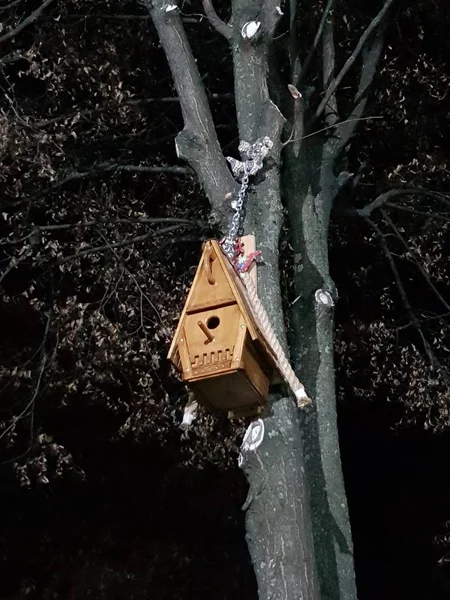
[206,316,220,329]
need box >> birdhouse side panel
[241,338,271,401]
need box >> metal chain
[222,168,250,257]
[222,137,273,259]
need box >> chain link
[222,169,249,257]
[222,137,273,259]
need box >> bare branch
[383,203,450,222]
[297,0,336,86]
[202,0,232,39]
[0,52,26,66]
[68,13,150,20]
[60,224,187,263]
[357,188,450,217]
[284,115,382,146]
[66,13,200,24]
[309,0,394,128]
[321,14,338,128]
[34,93,234,128]
[29,162,191,200]
[365,217,440,369]
[111,163,191,175]
[0,0,55,45]
[334,25,386,155]
[1,218,208,246]
[381,209,450,313]
[0,0,23,12]
[285,85,305,157]
[0,249,30,286]
[146,0,236,214]
[0,310,51,445]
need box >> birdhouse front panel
[185,243,236,313]
[182,304,245,380]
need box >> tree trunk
[239,110,320,600]
[229,4,321,597]
[284,140,357,600]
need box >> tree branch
[0,52,26,66]
[297,0,336,87]
[1,218,208,245]
[309,0,394,128]
[381,209,450,313]
[356,187,450,217]
[0,249,30,286]
[285,84,305,157]
[202,0,232,39]
[365,216,440,369]
[0,0,55,45]
[146,0,236,216]
[0,310,51,445]
[334,23,386,155]
[0,0,23,11]
[60,224,187,263]
[321,13,338,128]
[34,94,234,128]
[383,203,450,222]
[27,162,191,200]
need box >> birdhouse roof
[167,240,279,374]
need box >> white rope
[240,271,311,408]
[224,136,311,409]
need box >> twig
[283,115,382,146]
[381,209,450,313]
[0,310,51,444]
[95,230,165,327]
[0,0,55,45]
[0,0,23,12]
[321,13,338,128]
[202,0,232,39]
[383,203,450,222]
[60,224,187,263]
[297,0,336,86]
[0,250,30,286]
[26,162,191,200]
[34,94,234,128]
[357,188,450,217]
[334,21,386,156]
[0,53,26,66]
[365,216,440,369]
[309,0,394,128]
[1,217,208,246]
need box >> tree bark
[283,138,357,600]
[230,2,320,598]
[240,101,320,600]
[147,0,236,220]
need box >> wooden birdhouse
[167,239,280,418]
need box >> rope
[240,271,311,408]
[223,136,311,409]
